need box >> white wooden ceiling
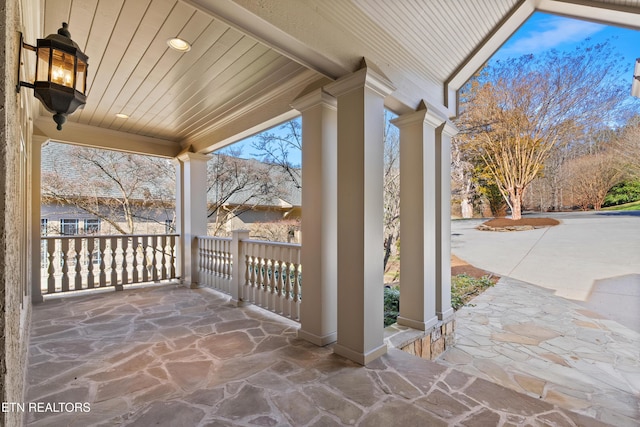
[28,0,640,156]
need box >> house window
[85,249,102,266]
[165,219,174,234]
[41,218,48,236]
[41,241,48,269]
[84,219,100,234]
[60,219,78,236]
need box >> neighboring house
[41,142,301,241]
[41,142,176,236]
[209,165,302,242]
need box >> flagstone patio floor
[438,277,640,427]
[27,284,615,426]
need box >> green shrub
[603,180,640,207]
[383,286,400,327]
[382,274,495,327]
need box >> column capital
[390,100,448,130]
[325,58,395,98]
[177,151,212,163]
[439,120,459,138]
[291,88,336,112]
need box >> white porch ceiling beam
[181,0,433,117]
[33,118,182,158]
[183,70,328,154]
[538,0,640,29]
[445,0,535,104]
[182,0,349,79]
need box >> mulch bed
[478,217,560,231]
[451,255,499,283]
[482,218,560,227]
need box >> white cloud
[499,15,605,58]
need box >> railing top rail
[241,239,301,250]
[42,233,179,241]
[198,236,232,242]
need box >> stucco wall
[1,0,32,425]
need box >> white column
[176,152,212,288]
[292,88,338,346]
[391,102,447,330]
[173,158,184,281]
[436,121,458,320]
[31,136,49,303]
[325,61,395,365]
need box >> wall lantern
[16,23,88,130]
[632,58,640,98]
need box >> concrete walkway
[442,211,640,426]
[451,211,640,324]
[26,285,607,426]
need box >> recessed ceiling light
[115,113,129,119]
[167,37,191,52]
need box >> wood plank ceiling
[37,0,640,155]
[39,0,320,148]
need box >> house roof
[23,1,640,159]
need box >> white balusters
[86,238,95,288]
[197,236,233,293]
[61,238,70,292]
[39,234,178,296]
[224,238,301,322]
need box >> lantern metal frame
[16,23,89,130]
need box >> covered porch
[3,0,640,426]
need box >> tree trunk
[510,190,523,220]
[383,235,394,272]
[461,198,473,218]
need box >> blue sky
[492,12,640,81]
[221,12,640,163]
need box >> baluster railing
[40,234,178,296]
[198,236,232,293]
[200,236,301,322]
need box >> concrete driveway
[451,211,640,333]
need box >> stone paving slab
[438,277,640,427]
[24,284,611,426]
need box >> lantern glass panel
[76,59,86,94]
[51,48,75,88]
[36,47,51,82]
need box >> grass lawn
[602,200,640,211]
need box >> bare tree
[251,118,302,189]
[451,136,479,218]
[206,153,289,236]
[42,143,175,234]
[564,152,624,210]
[383,113,400,271]
[456,41,631,219]
[616,115,640,178]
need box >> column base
[396,315,438,331]
[333,342,387,366]
[189,282,200,289]
[437,307,455,322]
[298,328,337,346]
